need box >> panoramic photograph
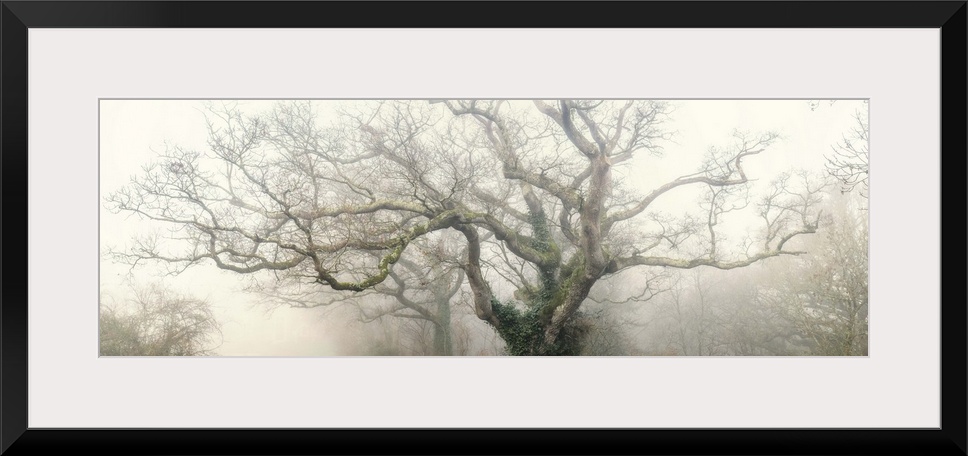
[99,99,869,356]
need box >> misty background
[99,99,868,356]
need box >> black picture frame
[2,2,965,455]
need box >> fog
[99,99,867,356]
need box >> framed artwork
[2,1,964,454]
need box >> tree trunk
[432,298,453,356]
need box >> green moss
[487,209,590,355]
[490,297,587,356]
[491,299,540,356]
[528,209,552,252]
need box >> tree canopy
[106,100,826,355]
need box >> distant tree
[711,269,810,356]
[355,253,465,356]
[579,270,668,355]
[251,233,472,356]
[826,109,869,199]
[99,285,222,356]
[648,270,722,356]
[811,99,869,199]
[773,192,868,355]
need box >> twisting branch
[603,131,778,232]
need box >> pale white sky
[99,99,865,356]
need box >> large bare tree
[107,100,823,355]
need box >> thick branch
[607,224,816,273]
[455,225,499,327]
